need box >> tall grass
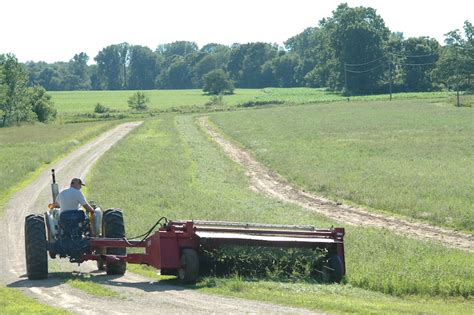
[87,115,473,300]
[211,99,474,232]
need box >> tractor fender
[44,209,59,245]
[92,208,103,236]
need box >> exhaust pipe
[51,169,59,203]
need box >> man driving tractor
[53,178,94,214]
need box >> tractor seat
[59,210,86,229]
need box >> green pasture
[87,115,473,313]
[0,121,117,215]
[48,89,264,113]
[1,89,471,313]
[48,88,458,115]
[211,99,474,232]
[251,88,455,104]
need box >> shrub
[205,94,226,107]
[94,103,109,113]
[127,91,149,111]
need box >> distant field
[0,121,116,214]
[48,88,457,114]
[87,115,472,314]
[252,88,454,104]
[210,99,474,232]
[48,89,265,113]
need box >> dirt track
[199,117,473,252]
[0,121,317,314]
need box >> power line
[345,63,385,73]
[389,52,438,58]
[345,52,438,69]
[346,46,472,68]
[397,62,437,66]
[446,45,474,51]
[345,56,386,67]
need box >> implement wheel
[322,253,343,283]
[25,214,48,280]
[103,209,126,275]
[178,249,199,284]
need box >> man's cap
[71,178,85,186]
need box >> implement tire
[178,248,199,284]
[103,209,126,275]
[327,254,343,283]
[25,214,48,280]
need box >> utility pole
[455,45,460,107]
[389,61,393,101]
[344,63,349,101]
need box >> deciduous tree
[0,54,30,126]
[28,86,57,122]
[202,69,234,95]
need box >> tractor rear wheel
[25,214,48,280]
[178,248,199,284]
[103,209,126,275]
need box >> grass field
[2,89,472,313]
[87,115,473,313]
[0,121,117,215]
[48,88,459,115]
[48,89,265,113]
[210,99,474,232]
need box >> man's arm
[82,203,94,214]
[77,190,94,214]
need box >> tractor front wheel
[25,214,48,280]
[178,248,199,284]
[103,209,126,275]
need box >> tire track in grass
[198,116,473,252]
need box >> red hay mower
[25,170,346,284]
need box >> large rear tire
[25,214,48,280]
[178,248,199,284]
[103,209,126,275]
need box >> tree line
[22,4,473,95]
[1,4,473,126]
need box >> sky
[1,0,472,63]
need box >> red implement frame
[84,220,345,275]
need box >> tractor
[25,170,346,283]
